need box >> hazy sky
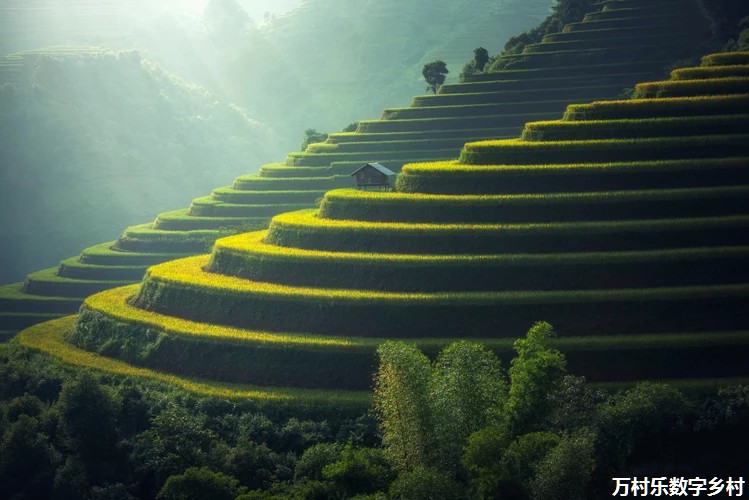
[182,0,304,19]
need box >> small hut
[350,162,396,190]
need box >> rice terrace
[1,0,748,498]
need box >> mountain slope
[0,0,714,339]
[19,51,749,404]
[0,48,281,284]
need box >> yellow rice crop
[17,316,371,406]
[84,285,361,348]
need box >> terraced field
[19,52,749,404]
[0,0,712,337]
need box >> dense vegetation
[2,325,747,499]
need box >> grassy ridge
[113,224,229,253]
[22,268,132,298]
[410,84,625,107]
[380,98,584,120]
[57,257,147,281]
[633,77,749,98]
[498,44,691,71]
[524,31,682,53]
[316,185,749,223]
[152,209,270,231]
[60,288,749,389]
[0,283,81,313]
[130,255,749,339]
[562,94,749,120]
[285,148,456,167]
[232,175,352,191]
[458,135,749,165]
[445,70,652,93]
[701,52,749,67]
[208,231,749,293]
[265,210,749,254]
[520,115,749,141]
[326,128,520,144]
[670,65,749,80]
[18,316,370,409]
[563,12,697,33]
[208,189,328,204]
[396,157,749,195]
[78,242,192,266]
[355,112,559,133]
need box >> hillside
[0,0,714,339]
[0,48,282,284]
[18,51,749,405]
[0,0,553,146]
[194,0,554,139]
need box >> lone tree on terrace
[422,60,449,94]
[473,47,489,72]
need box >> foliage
[341,122,359,133]
[422,60,449,94]
[497,0,597,61]
[505,321,567,434]
[462,426,513,498]
[430,341,506,471]
[22,317,371,410]
[300,129,328,151]
[460,47,489,78]
[322,444,394,497]
[373,342,433,472]
[594,382,689,476]
[294,442,343,481]
[530,429,596,500]
[157,467,243,500]
[57,371,121,465]
[388,466,466,499]
[473,47,489,72]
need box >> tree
[504,321,567,435]
[373,342,433,472]
[389,466,466,499]
[473,47,489,72]
[530,429,596,500]
[56,372,120,465]
[422,60,449,94]
[300,128,328,151]
[430,341,506,472]
[321,444,394,497]
[294,442,342,482]
[157,467,242,500]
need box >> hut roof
[350,162,396,178]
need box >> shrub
[388,466,466,499]
[294,442,343,481]
[530,429,596,500]
[156,467,242,500]
[321,445,394,497]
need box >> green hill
[18,51,749,406]
[0,0,715,339]
[0,0,554,148]
[0,47,282,287]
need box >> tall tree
[504,321,567,435]
[430,341,506,472]
[422,60,449,94]
[473,47,489,72]
[373,342,433,472]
